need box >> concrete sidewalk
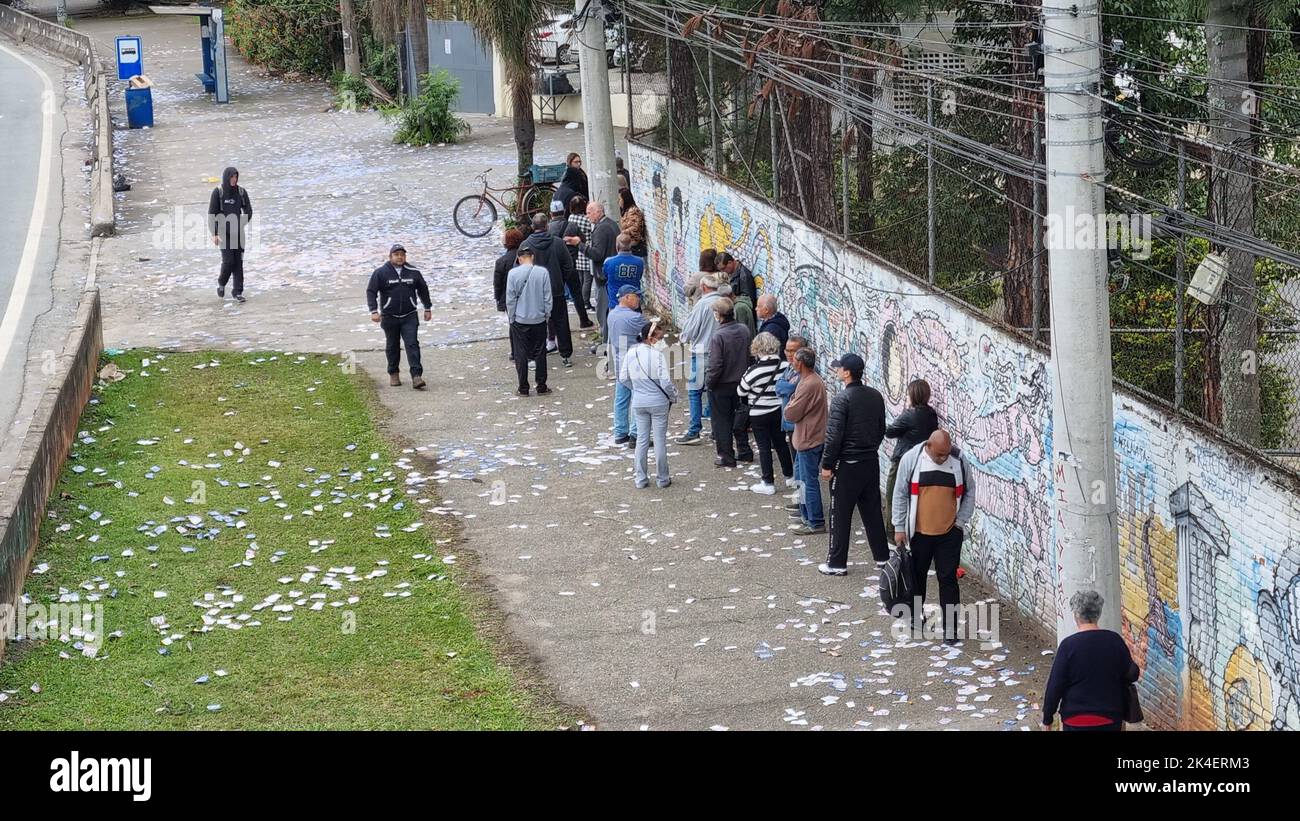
[80,12,1052,730]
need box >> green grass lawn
[0,350,574,729]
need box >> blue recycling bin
[125,85,154,128]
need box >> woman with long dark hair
[495,227,525,361]
[553,152,589,212]
[207,166,253,302]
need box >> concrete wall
[0,4,115,237]
[629,140,1300,731]
[0,289,103,662]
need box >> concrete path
[78,12,1052,730]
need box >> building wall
[629,141,1300,731]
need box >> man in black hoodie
[819,353,888,575]
[366,243,431,390]
[207,166,253,302]
[519,213,589,367]
[716,251,758,305]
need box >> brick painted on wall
[630,142,1300,730]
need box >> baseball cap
[389,243,406,254]
[617,285,641,299]
[830,353,865,376]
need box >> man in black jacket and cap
[367,243,431,390]
[520,213,590,367]
[819,353,888,575]
[208,166,253,303]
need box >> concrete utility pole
[575,0,619,218]
[1041,2,1121,639]
[339,0,362,78]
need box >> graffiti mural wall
[630,142,1300,730]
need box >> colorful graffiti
[631,142,1300,730]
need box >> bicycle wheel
[522,184,556,218]
[453,195,498,238]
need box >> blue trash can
[125,85,153,128]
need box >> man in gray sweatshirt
[676,274,723,445]
[506,247,554,396]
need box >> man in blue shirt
[606,285,644,445]
[602,234,645,317]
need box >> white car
[534,14,620,67]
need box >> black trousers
[708,384,753,462]
[218,249,244,295]
[826,456,889,568]
[564,268,591,327]
[910,526,964,640]
[548,297,574,358]
[510,321,548,391]
[750,410,792,483]
[381,312,422,376]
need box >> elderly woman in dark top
[1042,591,1141,731]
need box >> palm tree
[371,0,432,94]
[434,0,548,179]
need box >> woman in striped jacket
[739,332,795,495]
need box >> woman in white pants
[620,319,679,488]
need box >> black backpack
[879,545,915,615]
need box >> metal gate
[408,20,493,115]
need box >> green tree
[433,0,550,179]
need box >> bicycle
[453,168,559,238]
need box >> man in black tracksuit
[208,166,253,302]
[366,243,431,390]
[519,213,588,367]
[819,353,888,575]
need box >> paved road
[0,40,62,464]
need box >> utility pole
[1041,3,1120,639]
[56,0,66,26]
[340,0,363,78]
[576,0,619,218]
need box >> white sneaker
[750,482,777,495]
[784,477,802,490]
[817,563,848,577]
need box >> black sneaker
[626,436,637,448]
[234,294,246,303]
[614,436,631,445]
[562,357,573,368]
[517,387,530,396]
[217,286,225,298]
[579,321,596,330]
[714,456,737,468]
[737,452,755,463]
[784,502,801,512]
[676,433,702,445]
[537,385,552,395]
